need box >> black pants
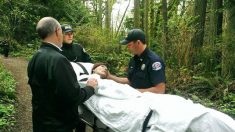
[3,47,9,57]
[75,121,86,132]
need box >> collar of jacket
[134,48,149,62]
[41,42,62,52]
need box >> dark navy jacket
[27,43,94,132]
[61,42,91,62]
[128,48,166,89]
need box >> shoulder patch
[152,62,162,71]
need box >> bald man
[27,17,97,132]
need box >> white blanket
[81,77,235,132]
[71,62,235,132]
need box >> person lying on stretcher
[71,62,235,132]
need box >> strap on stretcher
[142,110,153,132]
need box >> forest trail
[0,56,32,132]
[0,56,93,132]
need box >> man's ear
[55,27,59,37]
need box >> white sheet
[81,77,235,132]
[71,63,235,132]
[71,62,94,79]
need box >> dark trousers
[3,47,9,57]
[75,121,86,132]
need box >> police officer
[61,24,91,131]
[61,24,91,62]
[106,29,166,94]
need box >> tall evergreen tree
[222,0,235,78]
[190,0,207,65]
[162,0,168,60]
[134,0,140,28]
[144,0,150,45]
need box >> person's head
[120,29,146,56]
[61,24,74,44]
[92,63,108,79]
[36,17,63,47]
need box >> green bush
[74,24,131,76]
[0,66,16,99]
[167,67,235,118]
[0,64,16,131]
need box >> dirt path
[0,56,32,132]
[0,56,95,132]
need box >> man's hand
[86,78,98,88]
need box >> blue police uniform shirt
[127,48,166,89]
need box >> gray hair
[36,17,60,39]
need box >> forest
[0,0,235,130]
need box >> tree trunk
[82,0,86,4]
[180,0,186,16]
[222,0,235,78]
[115,0,131,37]
[209,0,223,45]
[168,0,180,18]
[216,0,223,36]
[97,0,103,27]
[144,0,150,45]
[134,0,140,28]
[162,0,168,60]
[155,9,161,38]
[105,0,112,31]
[149,0,155,48]
[190,0,207,65]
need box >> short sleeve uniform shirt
[127,48,166,89]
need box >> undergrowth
[167,67,235,118]
[0,63,16,131]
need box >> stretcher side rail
[79,105,114,132]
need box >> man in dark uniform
[106,29,166,94]
[0,40,9,57]
[61,24,91,132]
[27,17,98,132]
[61,24,91,62]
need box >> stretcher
[78,105,114,132]
[78,104,153,132]
[71,62,235,132]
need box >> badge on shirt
[141,64,145,70]
[152,62,162,71]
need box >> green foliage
[223,25,235,78]
[75,24,108,48]
[0,64,16,131]
[75,24,131,76]
[11,46,37,61]
[167,67,235,118]
[0,67,16,99]
[0,0,39,43]
[11,44,38,60]
[0,0,91,49]
[0,103,15,130]
[92,50,131,76]
[162,14,195,68]
[197,43,222,74]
